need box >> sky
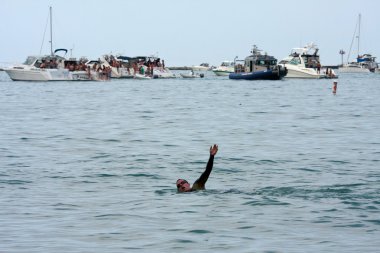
[0,0,379,66]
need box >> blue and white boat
[229,45,287,80]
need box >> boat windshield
[256,60,277,66]
[23,56,37,65]
[221,61,233,67]
[289,57,301,65]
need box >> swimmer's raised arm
[192,144,218,190]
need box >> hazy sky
[1,0,379,66]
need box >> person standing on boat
[176,144,218,192]
[317,62,321,74]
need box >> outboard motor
[200,73,205,78]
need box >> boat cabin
[234,45,278,73]
[279,43,321,69]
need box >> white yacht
[5,53,98,81]
[339,14,378,73]
[212,61,234,76]
[192,63,210,71]
[279,43,336,79]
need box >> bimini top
[290,42,319,57]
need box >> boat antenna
[70,44,75,58]
[49,6,53,56]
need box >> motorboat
[98,55,134,78]
[191,63,210,71]
[279,43,336,78]
[229,45,287,80]
[339,14,378,73]
[212,61,234,76]
[180,71,204,78]
[5,52,100,81]
[98,55,175,79]
[153,67,176,78]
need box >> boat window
[23,56,37,65]
[289,57,301,65]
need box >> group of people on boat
[91,63,112,80]
[102,54,167,77]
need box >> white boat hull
[180,73,204,78]
[5,67,97,81]
[339,66,371,73]
[134,74,151,79]
[5,68,49,81]
[191,66,209,71]
[153,68,176,78]
[284,67,322,79]
[213,70,230,76]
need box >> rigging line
[39,10,50,55]
[346,16,359,63]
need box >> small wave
[94,213,125,218]
[364,219,380,225]
[327,160,351,164]
[95,173,118,177]
[188,229,212,234]
[243,198,290,206]
[173,239,195,243]
[104,139,121,142]
[126,173,161,179]
[0,179,32,185]
[91,154,111,159]
[255,159,278,164]
[52,203,79,210]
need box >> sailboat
[339,14,378,73]
[4,7,98,81]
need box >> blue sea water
[0,71,379,252]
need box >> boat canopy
[54,48,68,55]
[116,56,160,62]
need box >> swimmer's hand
[210,144,218,156]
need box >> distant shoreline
[168,66,193,70]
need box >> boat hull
[339,66,371,73]
[213,70,232,76]
[5,67,97,81]
[284,68,322,79]
[191,66,209,71]
[5,68,49,81]
[229,69,286,80]
[180,73,204,78]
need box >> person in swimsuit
[176,144,218,192]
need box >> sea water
[0,71,379,252]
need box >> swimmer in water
[176,144,218,192]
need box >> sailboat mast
[49,6,53,56]
[357,13,361,57]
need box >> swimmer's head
[176,179,191,192]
